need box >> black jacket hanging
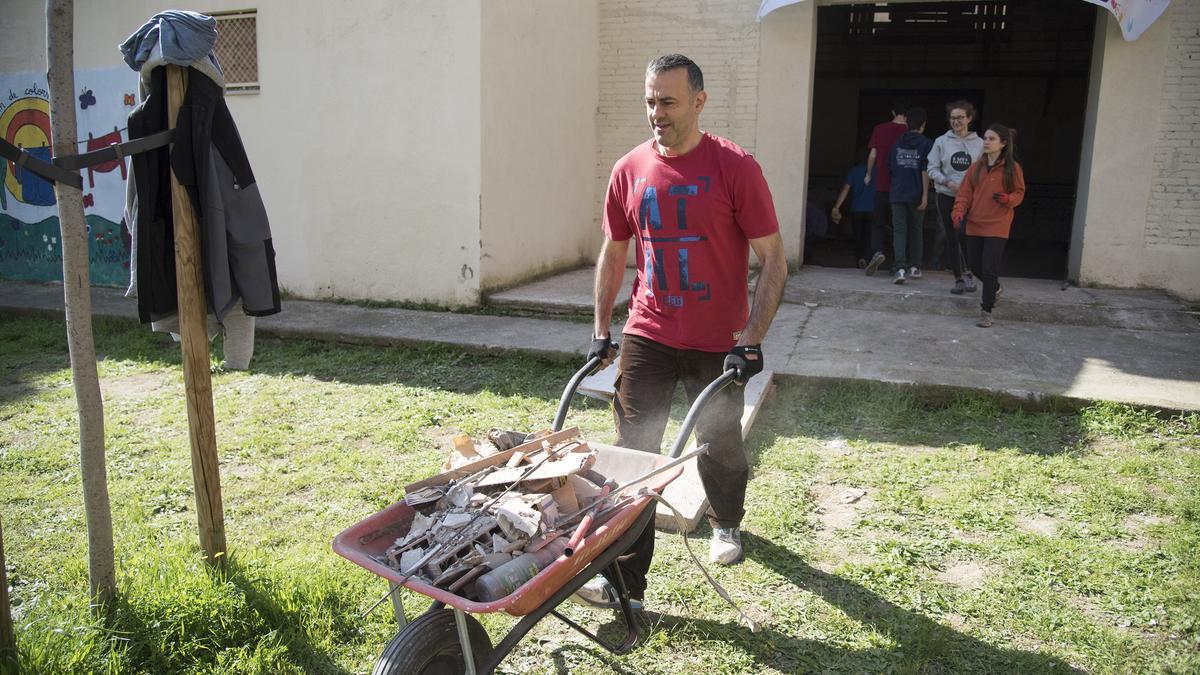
[127,65,280,324]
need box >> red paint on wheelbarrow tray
[332,443,682,617]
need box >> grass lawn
[1,311,1197,674]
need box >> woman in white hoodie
[928,100,984,295]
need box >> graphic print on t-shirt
[951,150,973,172]
[636,175,712,308]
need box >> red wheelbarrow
[333,355,737,674]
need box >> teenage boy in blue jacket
[887,107,933,284]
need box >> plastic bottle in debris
[474,537,568,602]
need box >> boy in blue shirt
[831,149,876,268]
[887,107,933,284]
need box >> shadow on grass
[0,312,594,408]
[549,532,1080,674]
[100,555,354,674]
[746,379,1089,457]
[218,557,356,675]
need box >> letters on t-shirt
[636,176,712,308]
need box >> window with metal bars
[211,10,259,93]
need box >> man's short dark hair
[646,54,704,93]
[892,97,912,116]
[906,107,927,130]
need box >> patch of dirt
[101,372,171,401]
[811,540,876,573]
[1017,515,1058,537]
[821,437,853,455]
[1064,594,1162,639]
[936,561,993,589]
[943,613,967,630]
[923,486,949,500]
[1055,483,1080,496]
[809,482,874,532]
[949,527,990,545]
[1115,512,1168,551]
[1144,484,1169,500]
[226,461,261,480]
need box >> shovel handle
[563,483,612,556]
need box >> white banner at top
[755,0,807,21]
[1081,0,1171,41]
[756,0,1172,42]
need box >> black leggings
[935,193,969,280]
[963,235,1007,311]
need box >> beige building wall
[6,1,1196,302]
[595,0,780,257]
[2,0,485,306]
[480,1,598,291]
[757,1,817,266]
[1073,4,1200,300]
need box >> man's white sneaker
[571,575,643,611]
[710,527,744,565]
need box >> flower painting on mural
[756,0,1171,42]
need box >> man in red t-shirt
[862,97,910,275]
[577,54,787,612]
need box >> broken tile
[399,547,426,575]
[397,512,433,547]
[441,512,475,529]
[496,497,542,539]
[446,483,473,508]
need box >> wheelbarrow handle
[667,368,737,458]
[552,356,604,432]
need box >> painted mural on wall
[1,67,137,287]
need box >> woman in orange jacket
[951,124,1024,328]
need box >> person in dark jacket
[887,107,933,284]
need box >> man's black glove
[724,345,763,385]
[588,335,618,363]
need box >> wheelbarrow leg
[454,608,479,675]
[547,559,640,653]
[387,582,408,627]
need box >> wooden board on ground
[578,358,620,401]
[655,371,774,533]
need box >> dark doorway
[806,0,1097,279]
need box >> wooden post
[165,64,227,564]
[0,517,15,669]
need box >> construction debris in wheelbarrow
[379,428,624,603]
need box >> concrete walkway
[2,268,1198,411]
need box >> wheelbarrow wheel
[372,609,492,675]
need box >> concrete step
[487,267,636,315]
[783,266,1198,332]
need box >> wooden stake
[165,64,227,564]
[0,517,15,668]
